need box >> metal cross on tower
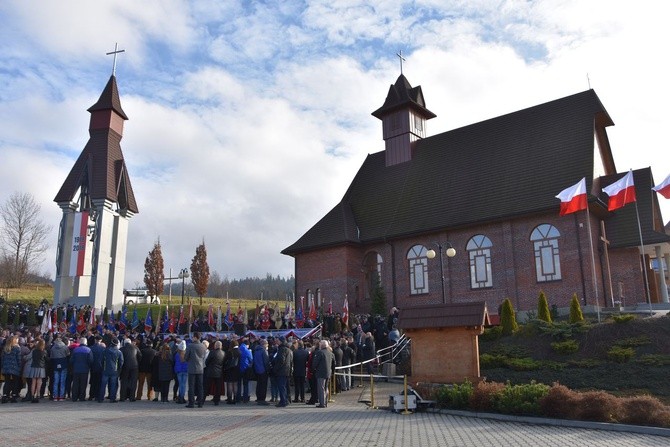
[106,43,125,76]
[396,50,406,74]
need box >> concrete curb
[428,408,670,438]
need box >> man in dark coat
[332,340,344,393]
[136,340,156,401]
[292,340,309,403]
[253,338,271,405]
[272,336,293,407]
[340,339,354,391]
[119,338,142,401]
[99,338,123,403]
[361,332,376,374]
[88,336,104,401]
[70,337,93,402]
[184,331,208,408]
[311,339,334,408]
[204,340,225,405]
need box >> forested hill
[166,273,295,301]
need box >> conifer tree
[537,290,552,323]
[569,293,584,323]
[26,305,36,327]
[0,304,7,326]
[103,307,109,323]
[191,241,210,306]
[370,277,387,317]
[500,298,518,335]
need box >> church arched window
[407,245,430,295]
[530,224,562,282]
[467,235,493,289]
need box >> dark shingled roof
[283,89,613,255]
[599,168,670,248]
[54,75,138,214]
[371,74,436,119]
[397,302,490,330]
[88,75,128,119]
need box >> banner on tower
[69,211,89,277]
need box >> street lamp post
[426,242,456,304]
[179,268,189,305]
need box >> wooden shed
[397,302,490,384]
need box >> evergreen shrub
[500,298,518,336]
[537,291,552,323]
[494,381,550,415]
[435,381,473,409]
[612,314,636,323]
[607,346,635,363]
[569,293,584,323]
[551,339,579,354]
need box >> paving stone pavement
[1,382,668,447]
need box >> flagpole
[634,200,653,315]
[585,206,601,322]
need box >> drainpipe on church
[385,239,397,307]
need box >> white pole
[585,206,601,322]
[634,200,653,315]
[168,267,172,305]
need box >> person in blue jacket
[99,338,123,403]
[70,337,93,402]
[236,338,253,403]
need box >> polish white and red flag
[555,178,587,216]
[602,170,636,211]
[342,295,349,328]
[69,211,89,276]
[652,173,670,199]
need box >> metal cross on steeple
[106,43,125,76]
[396,50,406,75]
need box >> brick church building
[282,74,670,316]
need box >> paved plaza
[1,382,668,447]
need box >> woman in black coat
[156,344,174,403]
[205,341,225,405]
[223,340,241,404]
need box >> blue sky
[0,0,668,288]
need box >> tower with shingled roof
[53,73,138,310]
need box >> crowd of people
[0,307,402,409]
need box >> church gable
[601,168,670,248]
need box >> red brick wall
[292,212,647,315]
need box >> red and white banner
[69,211,89,276]
[652,173,670,199]
[555,178,587,216]
[342,295,349,328]
[602,171,636,211]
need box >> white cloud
[0,0,668,289]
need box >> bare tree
[190,241,210,305]
[0,192,51,288]
[143,240,165,298]
[208,270,224,298]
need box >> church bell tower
[52,72,139,310]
